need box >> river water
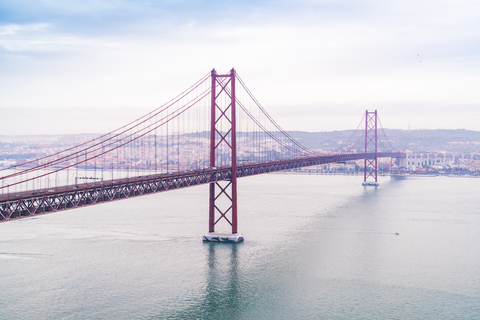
[1,174,480,319]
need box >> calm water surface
[1,174,480,319]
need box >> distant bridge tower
[203,68,244,242]
[363,110,379,186]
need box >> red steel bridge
[0,69,405,240]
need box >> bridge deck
[0,152,404,222]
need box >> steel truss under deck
[0,152,404,222]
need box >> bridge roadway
[0,152,405,222]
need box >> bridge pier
[398,154,408,170]
[203,232,244,242]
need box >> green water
[1,174,479,319]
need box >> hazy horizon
[1,104,479,136]
[0,106,479,139]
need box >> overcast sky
[1,0,479,135]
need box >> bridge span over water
[0,69,405,240]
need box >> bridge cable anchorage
[0,69,403,227]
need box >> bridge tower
[363,110,379,186]
[203,68,244,242]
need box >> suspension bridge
[0,69,405,241]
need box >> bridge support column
[398,156,408,171]
[363,110,379,186]
[204,68,243,242]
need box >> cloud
[0,0,479,133]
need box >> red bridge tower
[203,69,244,242]
[363,110,379,186]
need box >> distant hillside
[289,129,480,153]
[1,130,480,155]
